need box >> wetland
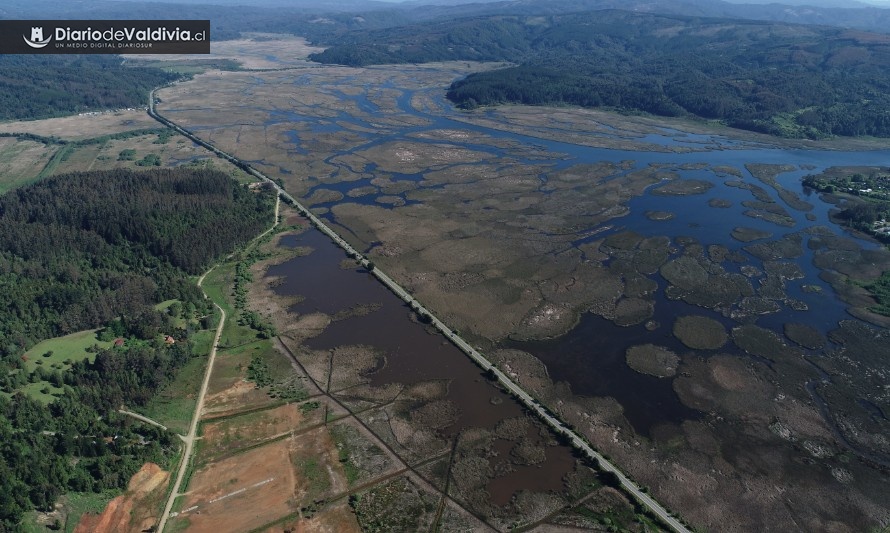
[156,39,890,531]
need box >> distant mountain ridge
[3,0,890,37]
[310,9,890,138]
[393,0,890,33]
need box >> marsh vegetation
[140,39,890,531]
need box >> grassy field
[155,299,178,311]
[155,299,189,329]
[20,490,118,533]
[19,381,66,405]
[0,137,57,193]
[206,339,268,388]
[202,264,262,349]
[36,144,75,179]
[0,129,250,198]
[137,353,208,435]
[47,142,103,174]
[22,329,113,373]
[190,317,219,355]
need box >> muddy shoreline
[158,54,890,531]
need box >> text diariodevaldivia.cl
[54,27,206,42]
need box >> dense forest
[0,343,190,530]
[0,168,275,529]
[0,168,274,359]
[311,11,890,138]
[0,56,178,121]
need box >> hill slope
[0,167,275,530]
[0,56,180,121]
[311,11,890,138]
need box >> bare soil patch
[203,362,277,418]
[199,401,325,464]
[173,439,297,532]
[74,463,169,533]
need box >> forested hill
[0,168,275,530]
[0,55,178,121]
[310,11,890,138]
[0,168,274,359]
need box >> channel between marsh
[148,87,692,533]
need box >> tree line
[0,167,275,529]
[311,10,890,139]
[0,55,179,121]
[0,168,275,361]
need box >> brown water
[487,428,577,507]
[266,228,576,505]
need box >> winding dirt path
[156,196,280,533]
[148,86,689,533]
[156,276,225,532]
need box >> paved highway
[148,88,691,533]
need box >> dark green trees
[0,167,275,529]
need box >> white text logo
[23,27,51,48]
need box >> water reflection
[267,228,578,504]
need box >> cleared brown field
[173,422,369,533]
[198,401,326,464]
[73,463,169,533]
[171,439,297,533]
[0,110,157,140]
[202,377,277,419]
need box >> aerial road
[147,87,691,533]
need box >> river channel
[171,67,890,436]
[267,80,890,436]
[159,60,890,530]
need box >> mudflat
[153,36,890,532]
